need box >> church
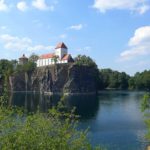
[36,42,74,67]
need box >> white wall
[55,48,68,59]
[36,57,68,67]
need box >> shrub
[0,104,102,150]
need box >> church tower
[55,42,68,59]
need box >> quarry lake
[11,91,149,150]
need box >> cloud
[0,0,57,12]
[93,0,150,14]
[0,26,7,30]
[17,1,28,12]
[0,34,32,51]
[119,26,150,61]
[28,45,54,51]
[68,24,83,30]
[59,34,67,39]
[0,34,53,52]
[32,0,54,11]
[0,0,9,11]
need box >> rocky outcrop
[10,63,98,94]
[0,78,2,95]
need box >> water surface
[11,91,149,150]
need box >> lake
[11,91,149,150]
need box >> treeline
[98,69,130,90]
[74,55,150,91]
[98,69,150,91]
[128,70,150,90]
[0,58,36,77]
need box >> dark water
[11,91,149,150]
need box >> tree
[74,55,98,68]
[0,59,14,76]
[0,60,14,105]
[141,93,150,141]
[132,70,150,90]
[29,53,39,62]
[99,69,130,90]
[128,77,135,90]
[15,61,36,74]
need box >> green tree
[15,61,36,74]
[99,69,130,90]
[0,59,14,76]
[0,60,14,104]
[29,53,39,62]
[74,55,97,68]
[133,70,150,90]
[128,77,135,90]
[141,93,150,140]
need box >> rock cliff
[0,78,2,95]
[10,63,98,94]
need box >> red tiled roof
[62,54,70,60]
[40,53,54,59]
[55,42,68,49]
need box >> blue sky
[0,0,150,75]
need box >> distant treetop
[74,55,97,68]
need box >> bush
[0,103,102,150]
[141,93,150,140]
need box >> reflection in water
[11,92,61,112]
[11,92,99,119]
[10,91,149,150]
[66,95,99,119]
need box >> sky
[0,0,150,75]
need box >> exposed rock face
[0,78,2,95]
[10,63,98,94]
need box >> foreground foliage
[0,103,102,150]
[141,93,150,140]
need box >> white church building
[36,42,74,67]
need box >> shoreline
[11,91,97,95]
[11,90,148,96]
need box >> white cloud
[0,26,7,30]
[93,0,150,14]
[32,0,54,11]
[0,34,53,52]
[128,26,150,46]
[17,1,28,12]
[119,26,150,61]
[0,0,9,11]
[138,4,150,14]
[68,24,83,30]
[0,0,57,12]
[59,34,67,39]
[28,45,54,51]
[0,34,32,51]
